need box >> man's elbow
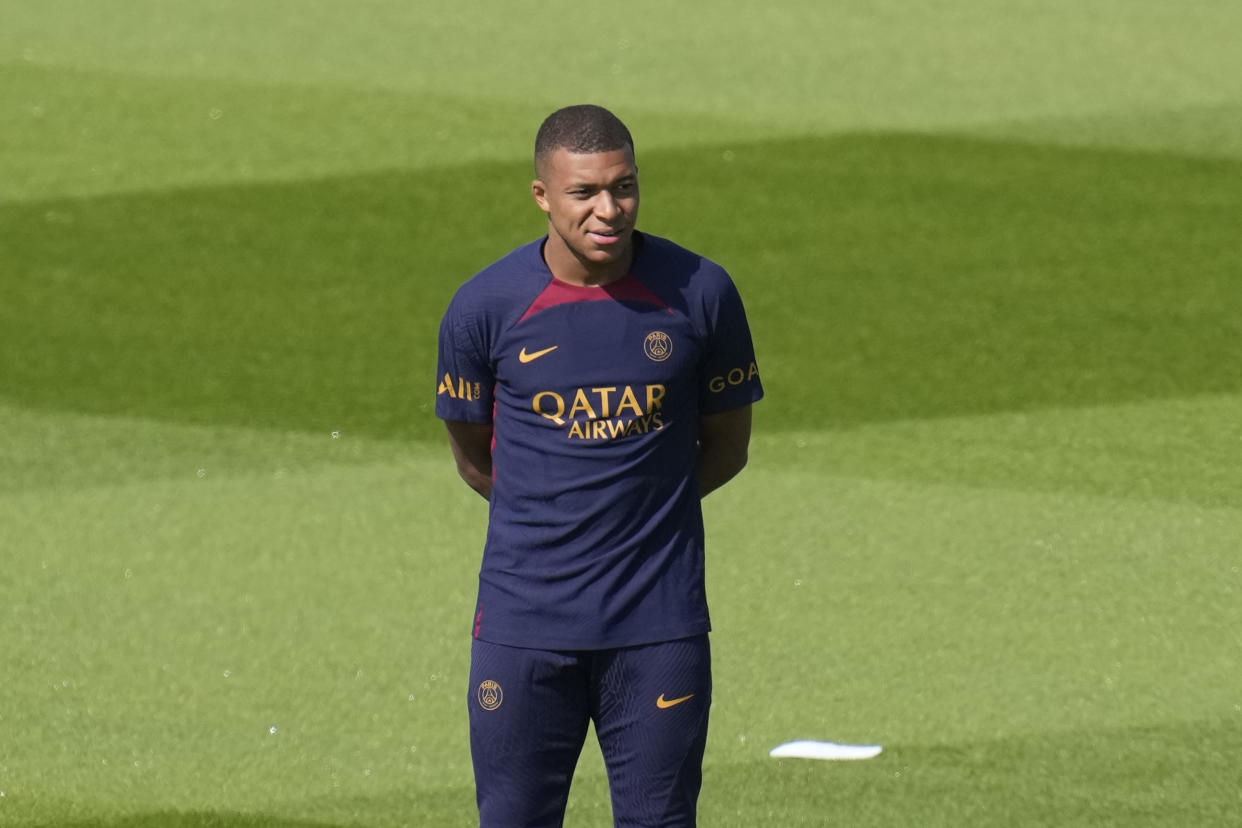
[455,461,493,500]
[725,446,749,479]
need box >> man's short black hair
[534,105,634,174]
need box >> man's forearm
[697,446,747,499]
[696,405,753,499]
[445,420,495,502]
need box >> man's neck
[542,236,632,287]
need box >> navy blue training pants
[468,635,712,827]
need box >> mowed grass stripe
[4,132,1241,442]
[20,717,1240,828]
[0,61,535,203]
[5,385,1239,507]
[3,459,480,819]
[704,468,1242,745]
[694,720,1242,828]
[978,101,1242,161]
[0,61,771,203]
[5,451,1239,824]
[0,403,420,495]
[21,715,1241,828]
[669,133,1242,430]
[6,60,1242,206]
[753,392,1242,510]
[7,0,1241,146]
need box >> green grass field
[4,2,1242,825]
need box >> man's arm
[697,404,752,498]
[445,420,494,501]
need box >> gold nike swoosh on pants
[656,693,694,709]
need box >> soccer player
[435,104,763,827]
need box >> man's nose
[594,191,621,219]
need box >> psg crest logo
[643,331,673,362]
[478,679,503,711]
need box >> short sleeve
[698,273,764,414]
[435,296,495,423]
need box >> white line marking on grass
[770,740,883,760]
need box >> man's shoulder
[449,238,550,312]
[639,232,722,269]
[636,232,736,302]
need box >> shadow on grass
[2,132,1240,438]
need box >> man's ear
[531,179,550,213]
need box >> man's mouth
[588,228,626,244]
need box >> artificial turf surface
[4,2,1242,826]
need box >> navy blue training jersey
[436,232,763,649]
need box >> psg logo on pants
[477,680,503,711]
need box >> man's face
[532,146,639,273]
